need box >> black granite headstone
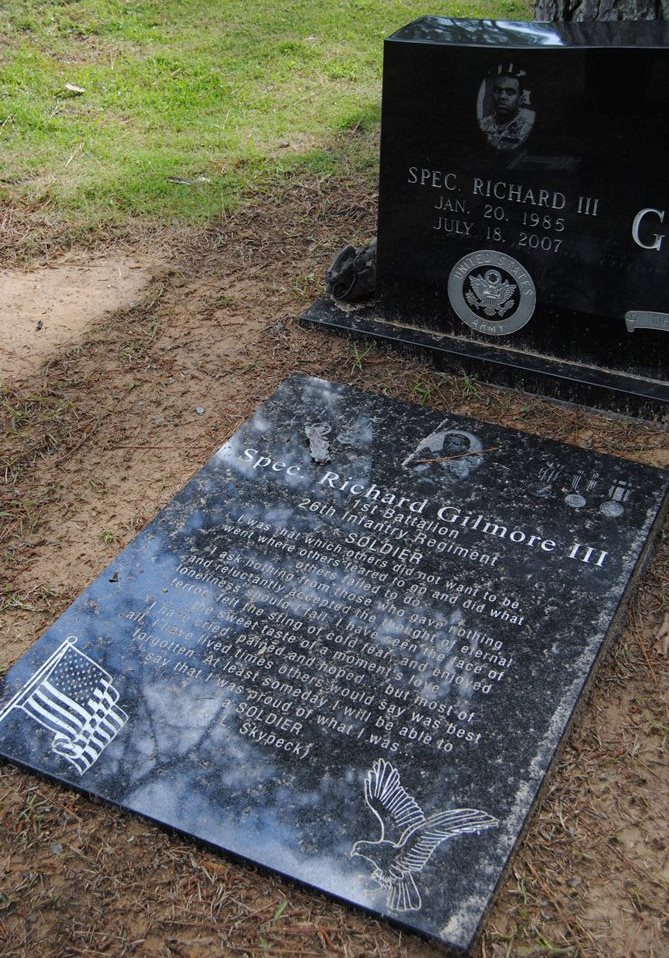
[303,18,669,414]
[0,376,666,953]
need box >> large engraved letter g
[632,207,665,251]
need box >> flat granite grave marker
[303,18,669,414]
[0,375,666,953]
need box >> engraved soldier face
[442,432,469,455]
[493,77,520,120]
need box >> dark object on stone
[326,238,377,301]
[304,18,669,416]
[0,375,666,953]
[534,0,667,20]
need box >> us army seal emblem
[448,250,536,336]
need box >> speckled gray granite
[0,376,666,953]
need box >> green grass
[0,1,532,231]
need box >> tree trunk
[534,0,668,19]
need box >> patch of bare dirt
[0,252,158,383]
[0,169,667,958]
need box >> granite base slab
[302,298,669,419]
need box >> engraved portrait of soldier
[477,64,535,152]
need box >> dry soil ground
[0,172,667,958]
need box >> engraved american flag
[2,638,127,775]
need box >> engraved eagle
[350,759,498,912]
[467,268,517,317]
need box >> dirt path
[0,177,667,958]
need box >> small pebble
[195,406,205,415]
[50,843,64,855]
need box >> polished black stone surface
[0,376,666,953]
[391,16,669,47]
[378,18,669,378]
[305,17,669,413]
